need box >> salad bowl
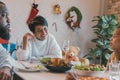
[73,64,105,77]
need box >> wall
[105,0,120,22]
[1,0,101,57]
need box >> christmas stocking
[26,3,39,24]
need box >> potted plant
[87,14,119,66]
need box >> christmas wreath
[66,6,82,31]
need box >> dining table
[13,61,110,80]
[13,70,66,80]
[13,61,67,80]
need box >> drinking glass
[16,37,22,49]
[62,40,70,53]
[109,61,120,80]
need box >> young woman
[106,27,120,70]
[16,15,62,60]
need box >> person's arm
[0,44,13,80]
[0,44,13,69]
[0,67,11,80]
[106,53,114,71]
[44,35,62,58]
[16,33,33,61]
[16,48,30,61]
[23,33,34,50]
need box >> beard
[0,24,10,40]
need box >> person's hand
[23,33,34,41]
[0,67,11,80]
[104,66,108,72]
[23,33,34,50]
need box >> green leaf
[102,16,107,23]
[104,53,110,59]
[104,45,110,49]
[94,32,100,35]
[92,25,98,28]
[91,39,99,43]
[110,20,118,26]
[111,14,116,19]
[99,30,105,35]
[102,23,109,28]
[93,16,101,19]
[97,41,104,45]
[94,49,102,56]
[107,28,114,34]
[103,15,109,22]
[104,40,109,45]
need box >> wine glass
[109,61,120,80]
[16,37,23,49]
[62,40,70,53]
[62,40,70,63]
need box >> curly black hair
[28,15,48,33]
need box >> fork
[70,69,78,80]
[21,63,31,69]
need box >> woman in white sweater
[17,15,62,61]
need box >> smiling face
[33,25,48,41]
[28,16,48,41]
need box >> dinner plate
[16,63,44,72]
[17,68,42,72]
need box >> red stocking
[26,4,39,24]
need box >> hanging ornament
[65,6,82,31]
[52,22,58,32]
[53,4,61,14]
[26,1,39,25]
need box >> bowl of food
[45,65,71,73]
[73,64,105,77]
[45,58,72,72]
[40,58,51,64]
